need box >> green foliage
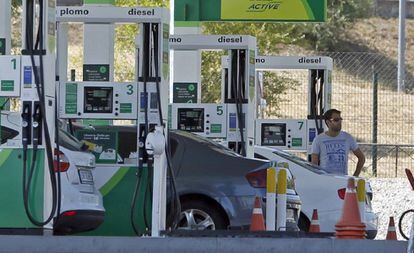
[115,0,167,7]
[12,0,21,7]
[113,0,167,81]
[200,22,303,103]
[262,73,300,117]
[297,0,374,50]
[200,51,224,103]
[202,22,300,55]
[114,24,138,82]
[8,0,372,114]
[199,0,374,105]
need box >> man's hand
[311,153,319,166]
[352,148,365,177]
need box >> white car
[1,111,105,234]
[254,146,378,239]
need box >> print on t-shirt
[325,140,346,171]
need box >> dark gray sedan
[78,125,301,231]
[169,130,301,230]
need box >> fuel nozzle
[32,104,41,147]
[21,103,31,149]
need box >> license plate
[78,169,94,184]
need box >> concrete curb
[0,236,408,253]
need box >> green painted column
[0,149,45,229]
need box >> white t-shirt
[311,131,358,175]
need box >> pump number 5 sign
[217,106,223,115]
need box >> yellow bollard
[277,168,287,231]
[357,179,366,223]
[266,165,277,231]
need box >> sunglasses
[330,117,343,122]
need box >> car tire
[298,212,310,232]
[178,199,227,230]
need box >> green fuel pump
[56,5,177,237]
[0,0,59,234]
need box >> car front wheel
[178,200,227,230]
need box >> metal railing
[349,143,414,178]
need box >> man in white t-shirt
[311,109,365,176]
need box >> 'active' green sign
[175,0,326,22]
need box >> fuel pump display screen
[261,123,286,146]
[177,108,204,132]
[84,87,113,113]
[150,93,158,109]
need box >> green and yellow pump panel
[0,150,45,231]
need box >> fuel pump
[0,0,58,233]
[56,5,175,237]
[169,35,257,158]
[224,55,333,158]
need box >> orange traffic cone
[250,196,265,231]
[335,177,366,239]
[309,209,321,233]
[386,217,398,240]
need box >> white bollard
[277,168,287,231]
[266,165,277,231]
[146,126,167,237]
[408,217,414,253]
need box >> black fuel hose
[22,0,60,227]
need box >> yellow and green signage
[175,0,326,22]
[222,0,322,21]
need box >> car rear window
[272,150,328,175]
[176,131,242,158]
[254,153,269,160]
[169,137,178,157]
[58,129,84,151]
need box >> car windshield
[272,149,328,175]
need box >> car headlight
[365,213,378,228]
[287,177,296,190]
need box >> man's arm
[311,136,320,166]
[311,154,319,166]
[352,148,365,177]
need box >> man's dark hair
[324,109,341,123]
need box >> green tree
[298,0,374,50]
[198,0,373,107]
[116,0,167,7]
[200,22,302,104]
